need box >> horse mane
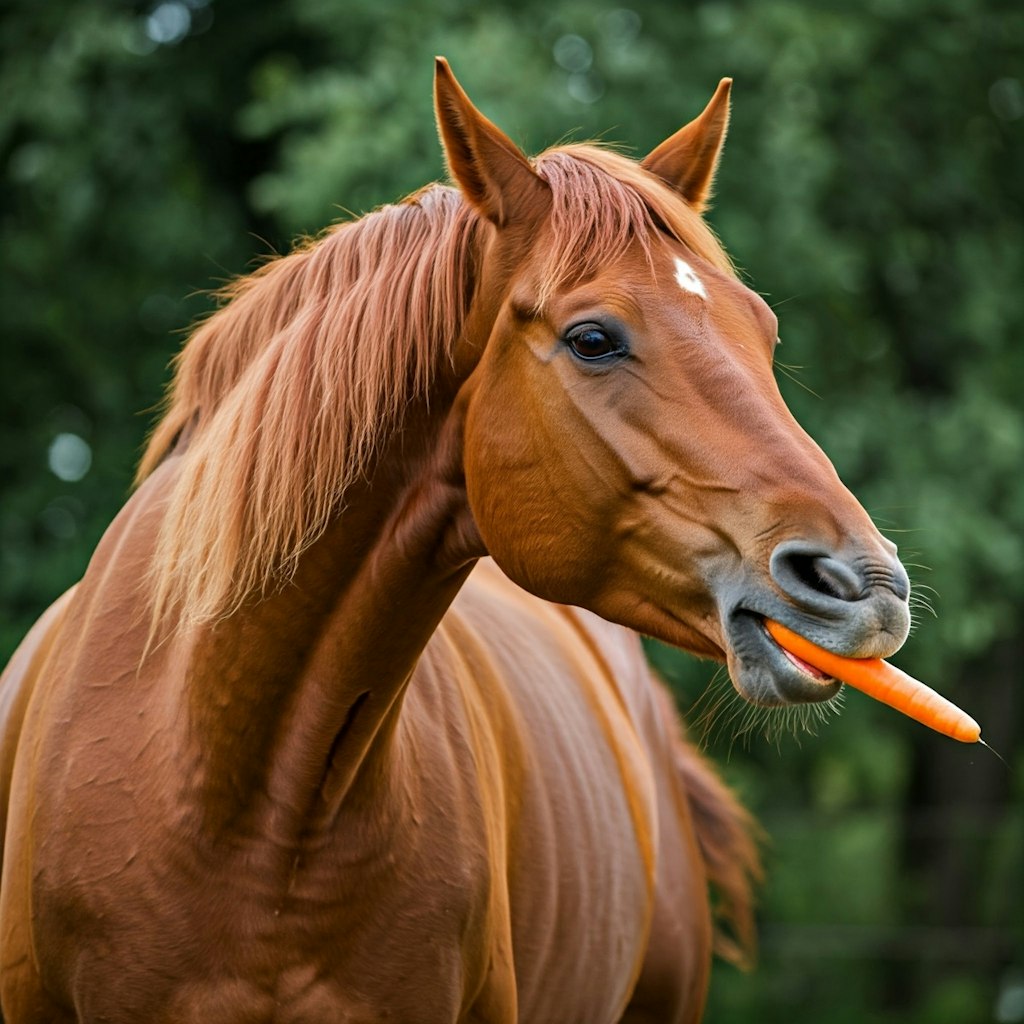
[140,145,734,628]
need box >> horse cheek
[462,381,611,604]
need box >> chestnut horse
[0,61,911,1023]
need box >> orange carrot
[764,619,980,744]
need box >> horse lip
[723,609,843,706]
[758,619,835,683]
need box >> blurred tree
[1,0,1021,1020]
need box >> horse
[0,59,911,1023]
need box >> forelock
[530,145,734,306]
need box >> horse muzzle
[722,539,912,706]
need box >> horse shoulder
[0,586,80,863]
[0,587,83,1023]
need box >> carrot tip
[978,738,1008,765]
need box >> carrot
[764,619,980,744]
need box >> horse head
[436,58,910,707]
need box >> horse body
[1,61,910,1022]
[0,465,724,1023]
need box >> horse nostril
[770,542,864,605]
[767,540,911,646]
[795,554,862,601]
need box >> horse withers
[0,60,909,1023]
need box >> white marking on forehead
[674,257,707,300]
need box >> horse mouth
[762,621,834,682]
[724,611,841,706]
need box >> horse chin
[723,611,843,707]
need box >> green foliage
[2,0,1021,1020]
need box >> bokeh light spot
[146,2,191,46]
[48,433,92,483]
[553,34,593,74]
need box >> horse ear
[641,79,732,213]
[434,57,549,227]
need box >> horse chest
[21,819,493,1024]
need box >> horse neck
[176,368,482,844]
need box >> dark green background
[2,0,1022,1020]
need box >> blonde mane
[141,146,734,628]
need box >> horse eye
[565,324,619,361]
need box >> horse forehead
[672,257,708,300]
[515,237,768,335]
[658,246,727,301]
[658,248,776,332]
